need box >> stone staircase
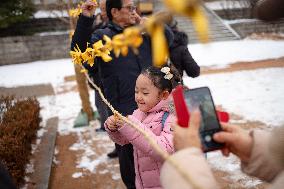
[153,0,240,43]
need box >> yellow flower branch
[70,27,144,71]
[69,0,209,69]
[163,0,209,43]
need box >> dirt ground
[45,57,284,189]
[3,57,281,189]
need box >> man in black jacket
[71,0,173,188]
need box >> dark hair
[106,0,122,21]
[141,65,181,93]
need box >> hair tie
[161,67,173,80]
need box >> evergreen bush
[0,0,35,28]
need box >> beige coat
[160,127,284,189]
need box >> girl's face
[135,74,167,113]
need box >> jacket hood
[172,31,189,48]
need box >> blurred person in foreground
[160,110,284,189]
[159,2,284,188]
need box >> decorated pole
[67,0,94,125]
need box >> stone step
[153,0,240,43]
[28,117,58,189]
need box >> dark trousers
[95,90,109,129]
[108,102,137,189]
[0,162,17,189]
[116,143,136,189]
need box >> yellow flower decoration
[103,35,113,51]
[80,68,88,73]
[163,0,209,43]
[81,47,95,67]
[92,40,112,62]
[145,17,169,67]
[70,44,84,65]
[69,6,82,18]
[69,0,98,18]
[123,27,143,54]
[112,34,128,57]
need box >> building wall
[0,34,70,65]
[230,20,284,38]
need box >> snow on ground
[33,10,69,18]
[0,59,74,87]
[1,39,284,187]
[189,39,284,67]
[223,18,258,25]
[183,68,284,127]
[36,30,70,36]
[33,9,101,19]
[205,0,250,10]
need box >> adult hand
[213,123,253,163]
[81,0,98,17]
[134,12,148,25]
[173,110,202,151]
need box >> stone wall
[230,20,284,38]
[0,17,69,37]
[0,34,70,65]
[214,8,253,20]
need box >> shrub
[0,0,35,29]
[0,96,41,187]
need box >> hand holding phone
[172,85,229,152]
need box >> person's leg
[95,91,108,131]
[0,162,17,189]
[96,91,119,157]
[107,143,118,158]
[117,144,136,189]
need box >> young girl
[105,66,180,189]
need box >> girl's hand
[105,115,118,131]
[81,0,98,17]
[105,115,124,131]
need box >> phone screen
[172,86,224,152]
[184,87,221,132]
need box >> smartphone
[172,86,225,152]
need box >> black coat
[71,15,173,116]
[169,30,200,78]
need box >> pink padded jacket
[105,99,174,189]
